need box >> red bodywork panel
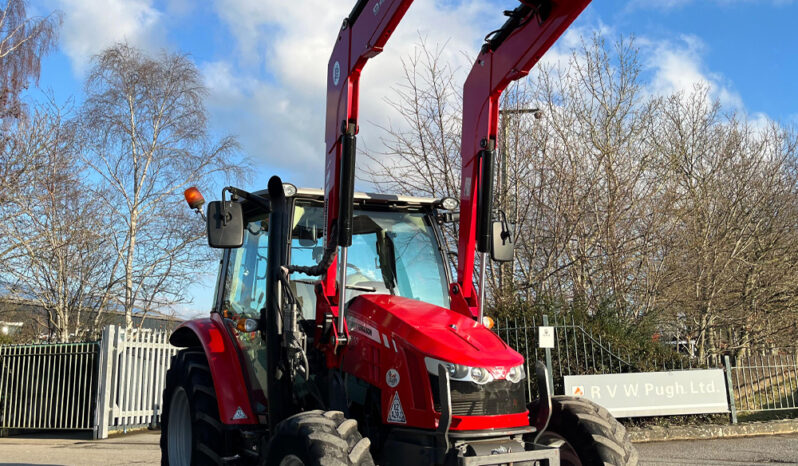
[342,295,526,430]
[170,313,256,425]
[455,0,592,315]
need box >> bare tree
[368,33,798,356]
[0,0,61,125]
[81,43,243,329]
[507,35,666,320]
[362,38,463,264]
[0,0,61,241]
[363,38,462,200]
[1,102,119,342]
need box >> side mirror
[491,220,513,262]
[297,224,319,247]
[206,200,244,248]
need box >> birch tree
[1,103,118,342]
[0,0,60,125]
[81,44,242,328]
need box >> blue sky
[24,0,798,316]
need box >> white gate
[93,325,179,439]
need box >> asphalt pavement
[0,430,796,465]
[0,430,161,465]
[636,433,798,465]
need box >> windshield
[290,202,449,314]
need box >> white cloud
[642,35,744,109]
[206,0,495,188]
[52,0,165,73]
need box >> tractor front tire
[161,349,228,466]
[265,410,374,466]
[532,395,638,466]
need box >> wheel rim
[279,454,305,466]
[537,431,582,466]
[168,387,192,466]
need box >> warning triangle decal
[387,392,406,424]
[232,406,247,420]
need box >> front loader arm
[452,0,591,318]
[321,0,415,349]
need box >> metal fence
[497,315,798,421]
[0,342,99,431]
[94,325,179,439]
[496,314,640,399]
[727,350,798,415]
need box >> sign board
[538,326,555,348]
[564,370,729,418]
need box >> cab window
[222,217,270,409]
[288,202,450,309]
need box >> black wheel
[530,396,638,466]
[161,349,230,466]
[265,410,375,466]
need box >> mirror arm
[223,186,272,213]
[436,211,460,224]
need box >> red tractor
[161,1,637,465]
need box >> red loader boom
[454,1,591,322]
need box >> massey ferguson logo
[332,61,341,86]
[490,367,507,379]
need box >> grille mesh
[430,375,526,416]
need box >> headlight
[507,364,526,384]
[439,197,459,210]
[425,357,494,385]
[470,367,491,384]
[425,357,526,384]
[282,183,297,197]
[443,361,469,379]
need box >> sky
[23,0,798,317]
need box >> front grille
[430,375,526,416]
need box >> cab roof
[253,187,443,207]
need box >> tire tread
[534,395,638,466]
[160,349,229,466]
[267,410,375,465]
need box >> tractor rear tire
[265,410,375,466]
[161,349,228,466]
[531,395,638,466]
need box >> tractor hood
[347,294,523,369]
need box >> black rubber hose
[285,226,339,276]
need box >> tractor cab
[205,185,469,436]
[222,187,455,325]
[286,188,453,315]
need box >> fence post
[723,355,738,424]
[542,315,554,394]
[93,325,116,439]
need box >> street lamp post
[497,107,541,304]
